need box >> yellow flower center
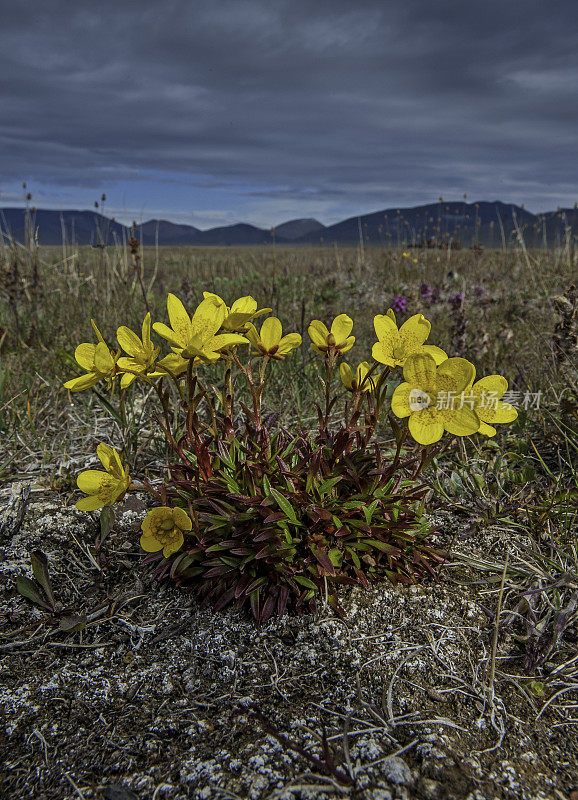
[152,520,178,544]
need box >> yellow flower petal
[120,372,136,388]
[374,314,397,341]
[443,406,480,436]
[399,314,431,346]
[203,291,225,305]
[478,420,497,437]
[437,358,476,393]
[308,320,330,347]
[277,333,302,355]
[340,363,354,390]
[244,322,260,348]
[155,353,189,376]
[260,317,282,351]
[173,506,193,531]
[163,531,184,558]
[75,343,96,370]
[391,383,413,417]
[64,373,99,391]
[90,320,106,344]
[140,533,163,553]
[76,495,106,511]
[403,353,437,390]
[356,362,374,391]
[408,408,445,445]
[96,443,116,470]
[167,293,192,344]
[421,345,447,365]
[340,336,355,353]
[152,322,183,349]
[205,333,248,354]
[330,314,353,344]
[372,341,396,367]
[191,296,226,341]
[77,469,110,493]
[493,401,518,424]
[223,296,259,329]
[93,342,115,374]
[117,326,142,356]
[230,296,257,314]
[472,375,508,398]
[142,312,152,347]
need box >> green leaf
[362,499,380,525]
[294,576,317,589]
[328,548,342,567]
[16,576,52,610]
[346,547,361,568]
[528,680,545,698]
[269,488,300,524]
[362,539,399,554]
[59,614,87,633]
[318,476,342,497]
[222,474,241,492]
[331,515,344,530]
[262,474,271,496]
[93,389,124,426]
[30,550,56,609]
[99,506,116,546]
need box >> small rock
[101,786,139,800]
[368,789,392,800]
[420,777,443,799]
[380,755,414,787]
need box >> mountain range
[1,202,576,248]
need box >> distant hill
[1,202,576,248]
[194,223,276,246]
[298,201,546,247]
[273,218,325,240]
[0,208,127,246]
[135,219,201,246]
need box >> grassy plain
[1,241,576,463]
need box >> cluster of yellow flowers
[68,292,517,556]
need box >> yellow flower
[203,292,271,332]
[372,309,447,368]
[75,444,130,511]
[140,506,192,558]
[468,375,518,437]
[64,320,118,391]
[308,314,355,354]
[339,361,374,393]
[245,317,302,359]
[402,252,409,258]
[391,353,479,445]
[155,352,190,377]
[153,294,248,363]
[116,313,161,388]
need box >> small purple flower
[430,286,441,304]
[420,282,432,300]
[391,295,407,314]
[473,285,485,299]
[448,292,464,311]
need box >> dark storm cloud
[1,0,577,218]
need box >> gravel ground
[1,487,577,800]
